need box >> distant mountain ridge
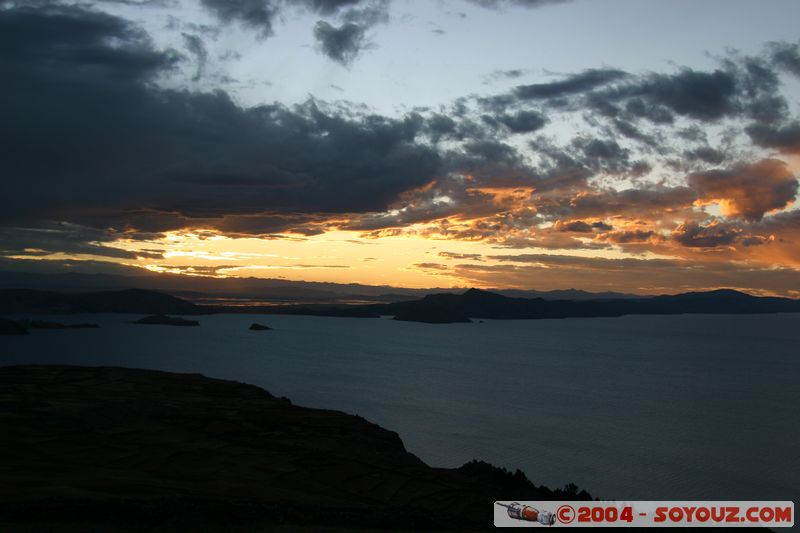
[0,270,641,303]
[495,288,641,301]
[0,270,445,303]
[0,288,202,315]
[2,287,798,324]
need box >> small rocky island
[0,365,589,530]
[249,323,272,331]
[131,314,199,326]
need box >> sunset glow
[1,0,799,296]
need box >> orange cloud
[688,159,798,221]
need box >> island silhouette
[3,287,800,325]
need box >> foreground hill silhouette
[0,366,588,531]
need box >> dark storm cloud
[306,0,389,64]
[514,69,628,100]
[0,224,164,260]
[425,113,459,141]
[0,4,176,78]
[198,0,279,36]
[553,220,612,233]
[553,220,591,233]
[768,41,800,77]
[621,97,674,124]
[625,69,738,122]
[422,111,497,143]
[0,4,441,234]
[502,60,780,136]
[685,147,725,165]
[313,20,367,65]
[746,121,800,155]
[476,93,519,113]
[600,229,656,244]
[611,118,658,146]
[597,59,789,128]
[197,0,387,42]
[742,93,787,125]
[459,140,523,169]
[671,222,739,248]
[726,56,789,124]
[574,138,630,171]
[527,136,648,179]
[497,110,547,133]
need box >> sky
[1,0,800,295]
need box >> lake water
[1,313,798,502]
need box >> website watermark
[494,501,794,527]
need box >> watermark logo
[496,502,556,526]
[494,501,794,527]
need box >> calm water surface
[2,313,798,501]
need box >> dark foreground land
[0,365,588,531]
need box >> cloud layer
[1,1,799,295]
